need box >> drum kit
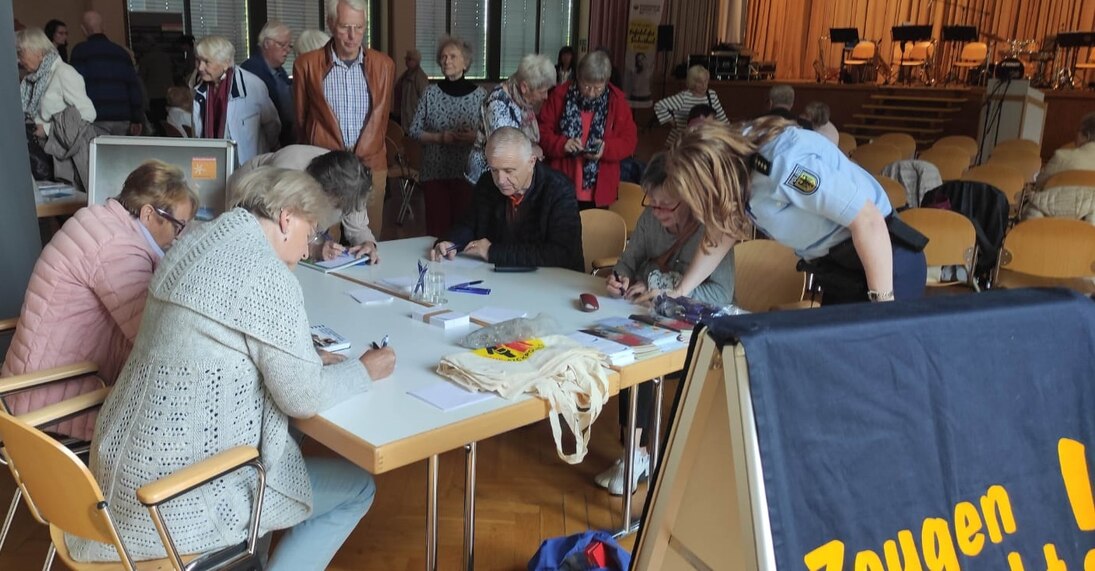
[973,32,1094,89]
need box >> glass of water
[427,268,447,305]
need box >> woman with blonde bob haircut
[69,167,396,570]
[653,64,728,149]
[665,118,926,305]
[3,160,197,440]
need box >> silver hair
[196,36,235,66]
[685,65,709,91]
[305,150,371,215]
[577,50,612,84]
[258,21,291,45]
[296,30,331,55]
[513,53,556,91]
[769,84,795,108]
[326,0,368,26]
[436,35,474,73]
[229,167,339,228]
[15,28,57,57]
[802,101,830,127]
[1080,111,1095,143]
[485,126,533,160]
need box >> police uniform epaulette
[749,153,772,176]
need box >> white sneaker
[594,449,650,496]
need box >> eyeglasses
[266,38,293,51]
[641,194,681,212]
[336,24,365,35]
[579,81,607,96]
[153,206,187,236]
[309,229,330,246]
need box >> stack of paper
[592,317,682,348]
[300,253,371,273]
[346,287,394,306]
[566,331,635,366]
[408,381,498,412]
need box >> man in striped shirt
[294,0,394,241]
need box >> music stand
[1056,32,1095,89]
[891,25,933,84]
[829,27,859,47]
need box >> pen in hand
[370,334,390,350]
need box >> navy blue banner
[704,288,1095,570]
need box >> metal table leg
[650,377,664,477]
[463,442,477,571]
[426,454,439,571]
[615,386,640,538]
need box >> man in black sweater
[431,127,584,272]
[70,11,144,136]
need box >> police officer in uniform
[664,118,927,305]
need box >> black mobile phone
[584,140,603,154]
[492,265,537,273]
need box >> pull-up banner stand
[634,288,1095,570]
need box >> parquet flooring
[0,379,678,570]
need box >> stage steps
[846,88,971,148]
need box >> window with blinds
[538,0,574,69]
[415,0,489,80]
[498,0,537,78]
[127,0,185,13]
[267,0,323,72]
[190,0,250,63]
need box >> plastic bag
[651,293,749,325]
[527,530,631,571]
[459,313,560,349]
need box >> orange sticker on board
[191,157,218,180]
[473,339,545,362]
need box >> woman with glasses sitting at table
[598,153,735,495]
[538,50,637,210]
[2,160,196,441]
[67,167,395,570]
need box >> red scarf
[203,67,234,139]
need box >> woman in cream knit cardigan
[68,167,396,570]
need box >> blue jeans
[267,456,376,571]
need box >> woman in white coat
[192,36,280,164]
[17,27,96,140]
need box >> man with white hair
[761,84,796,120]
[191,36,280,164]
[431,127,583,271]
[241,21,296,146]
[69,10,143,136]
[293,0,394,242]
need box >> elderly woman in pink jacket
[2,160,198,440]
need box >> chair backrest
[993,138,1040,157]
[386,120,406,148]
[1042,170,1095,190]
[837,132,857,156]
[900,208,976,267]
[0,412,123,548]
[874,175,908,209]
[874,133,917,160]
[1000,218,1095,278]
[850,41,876,60]
[732,240,807,312]
[932,135,979,158]
[987,148,1042,182]
[960,42,988,62]
[579,209,627,273]
[961,164,1025,204]
[608,182,644,237]
[851,142,902,175]
[908,41,932,61]
[917,148,969,181]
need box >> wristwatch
[867,290,895,302]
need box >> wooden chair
[874,133,917,160]
[732,239,814,312]
[996,218,1095,294]
[952,42,988,83]
[837,132,857,156]
[962,164,1026,205]
[931,135,979,159]
[579,209,627,275]
[1074,48,1095,87]
[386,119,406,149]
[917,148,969,181]
[0,360,105,561]
[843,41,877,83]
[608,182,644,238]
[1041,170,1095,190]
[851,142,902,175]
[987,147,1042,183]
[992,138,1040,158]
[386,136,420,225]
[874,175,908,210]
[901,208,979,290]
[0,406,268,571]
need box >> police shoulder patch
[784,164,821,195]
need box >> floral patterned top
[408,83,487,182]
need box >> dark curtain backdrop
[588,0,720,75]
[745,0,1095,80]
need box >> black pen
[371,334,390,350]
[612,271,626,295]
[445,243,466,254]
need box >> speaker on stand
[658,25,674,99]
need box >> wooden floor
[0,379,678,570]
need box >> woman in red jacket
[538,50,637,209]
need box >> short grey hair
[305,150,371,215]
[258,21,291,45]
[230,167,339,228]
[296,29,331,55]
[802,101,830,127]
[326,0,368,27]
[1080,112,1095,143]
[15,28,57,57]
[513,53,556,91]
[685,65,709,91]
[769,84,795,109]
[485,126,533,160]
[436,35,474,72]
[196,36,235,66]
[577,51,612,84]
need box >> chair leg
[397,179,418,225]
[0,488,22,554]
[43,541,55,571]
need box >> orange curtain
[746,0,1095,80]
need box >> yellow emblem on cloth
[786,164,820,195]
[473,339,545,362]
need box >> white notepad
[470,306,528,324]
[408,381,498,412]
[346,287,394,306]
